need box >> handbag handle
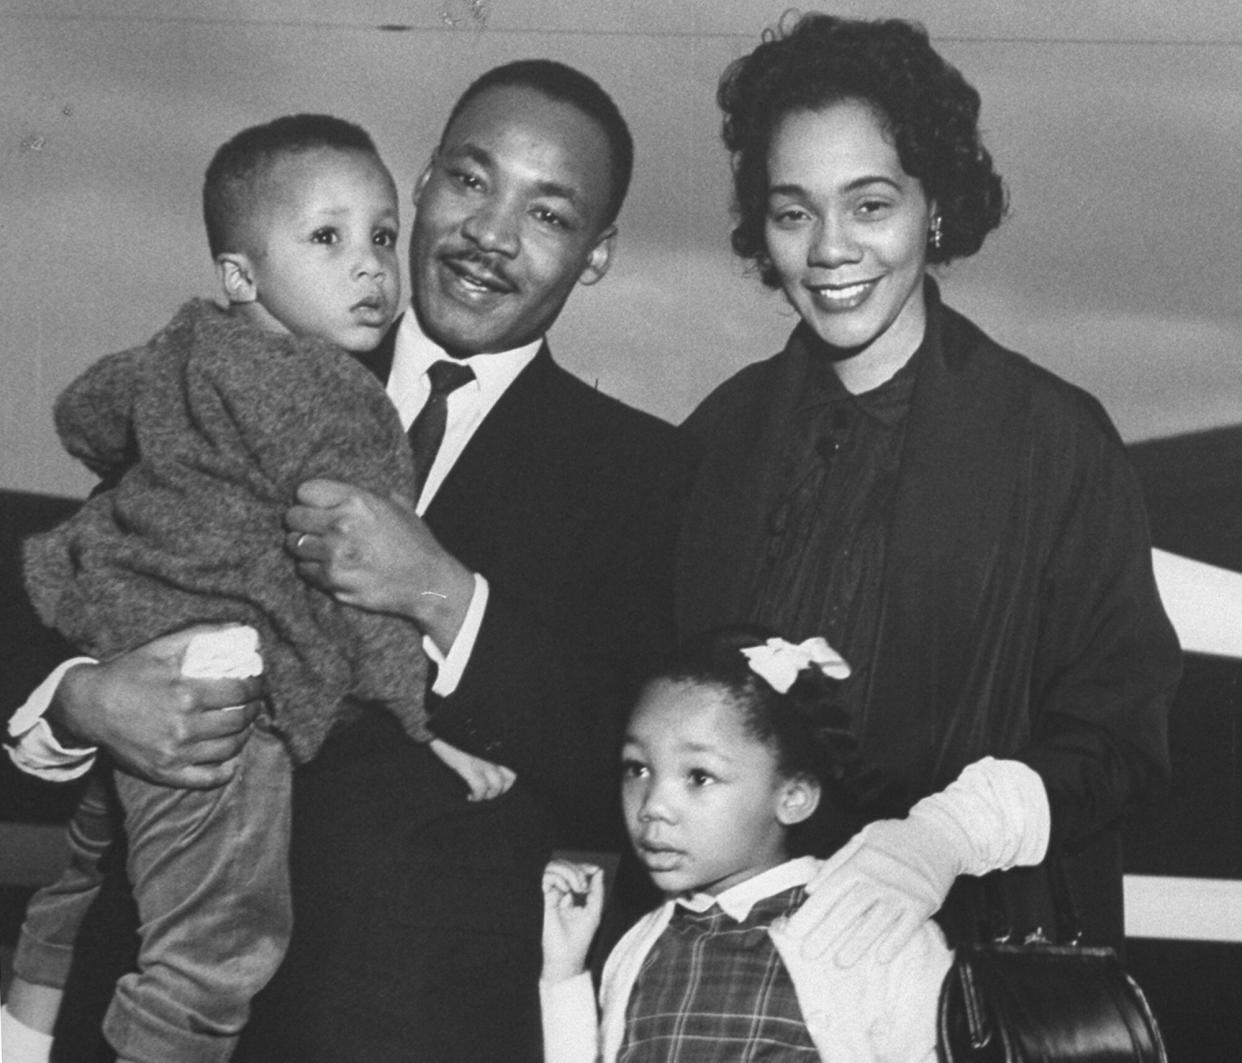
[1046,857,1084,946]
[982,856,1082,947]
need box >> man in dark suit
[13,61,686,1062]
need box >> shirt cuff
[6,658,99,782]
[423,572,489,697]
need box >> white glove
[788,757,1050,967]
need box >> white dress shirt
[387,310,540,692]
[388,310,540,512]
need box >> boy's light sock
[1,1004,54,1063]
[179,625,263,681]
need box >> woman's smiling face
[764,97,933,380]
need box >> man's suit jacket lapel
[355,315,556,531]
[429,345,555,500]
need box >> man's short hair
[203,113,379,258]
[444,60,634,228]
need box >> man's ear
[412,156,435,208]
[216,253,257,305]
[577,224,617,287]
[776,775,822,827]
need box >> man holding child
[8,60,687,1062]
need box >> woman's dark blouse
[750,336,919,741]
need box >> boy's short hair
[203,113,379,258]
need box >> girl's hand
[541,859,604,985]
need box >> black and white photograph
[2,3,1239,1060]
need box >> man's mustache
[440,248,517,293]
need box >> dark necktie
[407,359,475,499]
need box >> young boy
[3,114,512,1063]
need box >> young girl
[541,626,952,1063]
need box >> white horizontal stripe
[1152,549,1242,659]
[1125,874,1242,942]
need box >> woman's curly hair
[719,11,1007,283]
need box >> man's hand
[286,479,475,651]
[49,625,263,789]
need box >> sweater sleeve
[54,344,148,477]
[540,973,600,1063]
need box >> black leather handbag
[937,870,1168,1062]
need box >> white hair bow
[740,637,851,693]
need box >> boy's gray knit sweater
[24,299,430,763]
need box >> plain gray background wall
[3,0,1240,498]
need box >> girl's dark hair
[643,624,860,798]
[719,12,1007,284]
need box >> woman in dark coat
[678,13,1181,957]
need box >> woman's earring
[929,215,943,251]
